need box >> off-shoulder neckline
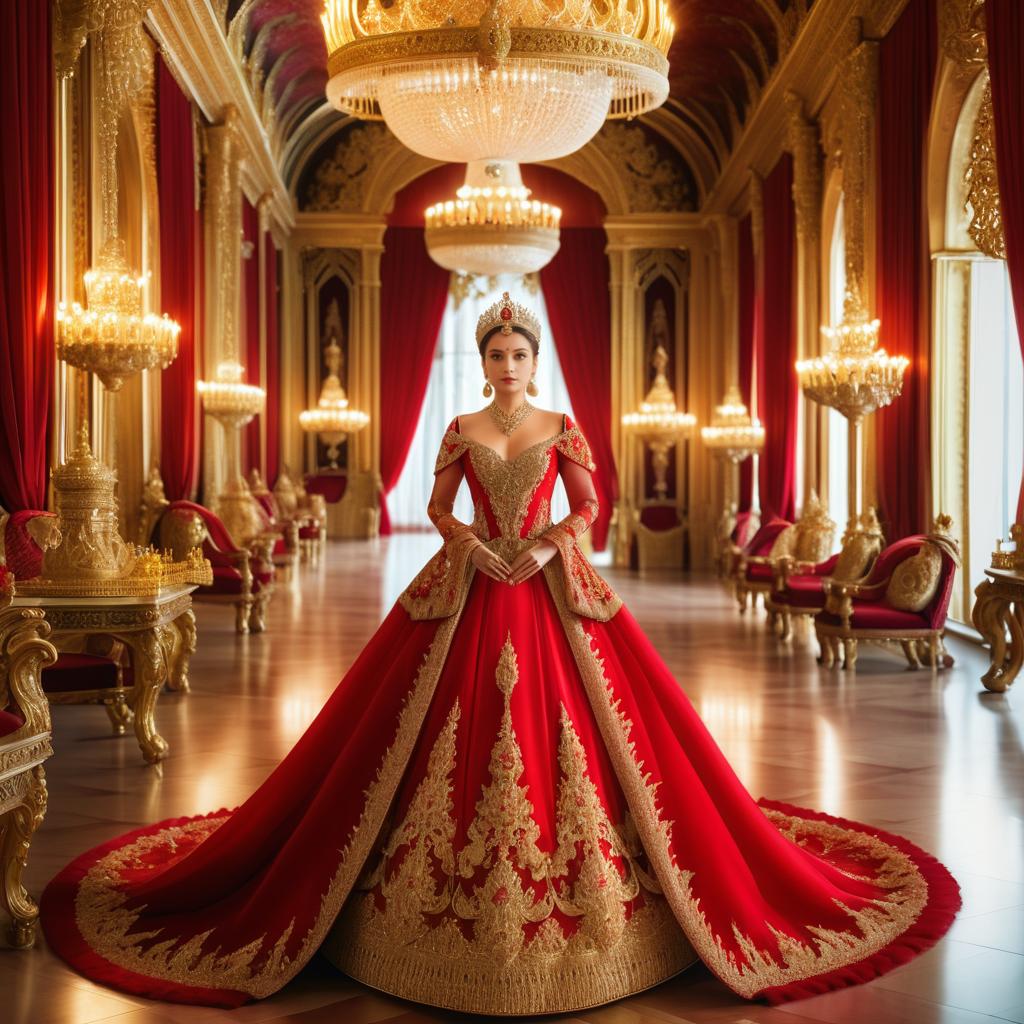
[450,412,570,466]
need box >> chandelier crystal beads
[198,360,266,429]
[56,238,181,392]
[796,288,908,421]
[322,0,673,164]
[700,386,765,462]
[426,160,561,276]
[299,335,369,469]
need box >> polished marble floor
[5,534,1024,1024]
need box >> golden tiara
[475,291,542,346]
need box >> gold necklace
[487,399,534,437]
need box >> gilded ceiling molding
[146,0,294,234]
[226,0,259,65]
[592,123,698,213]
[645,108,718,203]
[784,91,823,245]
[669,98,730,172]
[836,34,878,294]
[719,15,771,82]
[728,50,761,115]
[300,124,394,213]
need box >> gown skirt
[40,563,960,1015]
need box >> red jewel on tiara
[500,306,512,321]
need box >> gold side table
[972,568,1024,693]
[11,586,197,763]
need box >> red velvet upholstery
[167,500,239,555]
[732,511,754,549]
[298,525,320,540]
[254,493,277,520]
[639,505,682,531]
[4,509,56,579]
[775,575,830,609]
[743,517,791,558]
[816,603,929,631]
[42,653,121,693]
[746,562,774,583]
[0,708,24,736]
[207,566,273,595]
[305,474,347,504]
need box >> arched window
[932,71,1023,622]
[389,278,575,529]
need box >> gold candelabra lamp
[198,360,267,544]
[300,327,369,471]
[622,345,696,498]
[56,238,180,391]
[701,385,765,530]
[796,286,908,527]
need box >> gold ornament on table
[622,345,696,498]
[992,523,1024,571]
[322,0,673,165]
[426,160,561,276]
[299,316,369,470]
[796,285,908,527]
[56,238,180,391]
[16,426,211,598]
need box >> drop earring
[482,380,493,398]
[527,378,539,397]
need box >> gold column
[201,106,243,504]
[748,169,764,521]
[607,245,635,566]
[257,194,271,478]
[786,91,824,507]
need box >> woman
[41,293,959,1015]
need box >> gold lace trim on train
[544,569,930,999]
[71,598,471,998]
[326,632,695,1013]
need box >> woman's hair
[478,324,540,357]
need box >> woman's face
[482,331,537,398]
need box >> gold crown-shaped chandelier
[322,0,674,164]
[700,385,765,462]
[426,160,561,276]
[56,238,181,391]
[796,287,908,421]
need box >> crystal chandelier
[622,344,696,497]
[300,337,369,469]
[198,360,266,428]
[322,0,673,164]
[56,238,180,391]
[700,386,765,462]
[425,160,561,276]
[796,286,908,526]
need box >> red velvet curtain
[242,199,261,475]
[156,57,199,502]
[265,235,280,485]
[737,213,755,513]
[875,0,936,539]
[0,1,53,512]
[987,0,1024,518]
[756,155,798,522]
[541,228,618,551]
[379,227,450,534]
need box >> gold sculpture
[622,345,695,498]
[797,285,908,529]
[16,426,211,598]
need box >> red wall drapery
[756,155,798,522]
[156,57,199,502]
[242,199,261,475]
[986,0,1024,518]
[265,235,280,485]
[737,213,756,513]
[541,228,618,550]
[875,0,936,539]
[379,227,450,534]
[0,1,53,512]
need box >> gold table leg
[973,579,1023,693]
[165,607,196,694]
[122,628,170,763]
[1,765,47,948]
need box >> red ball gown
[41,415,959,1015]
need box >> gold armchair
[0,568,57,947]
[274,468,327,563]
